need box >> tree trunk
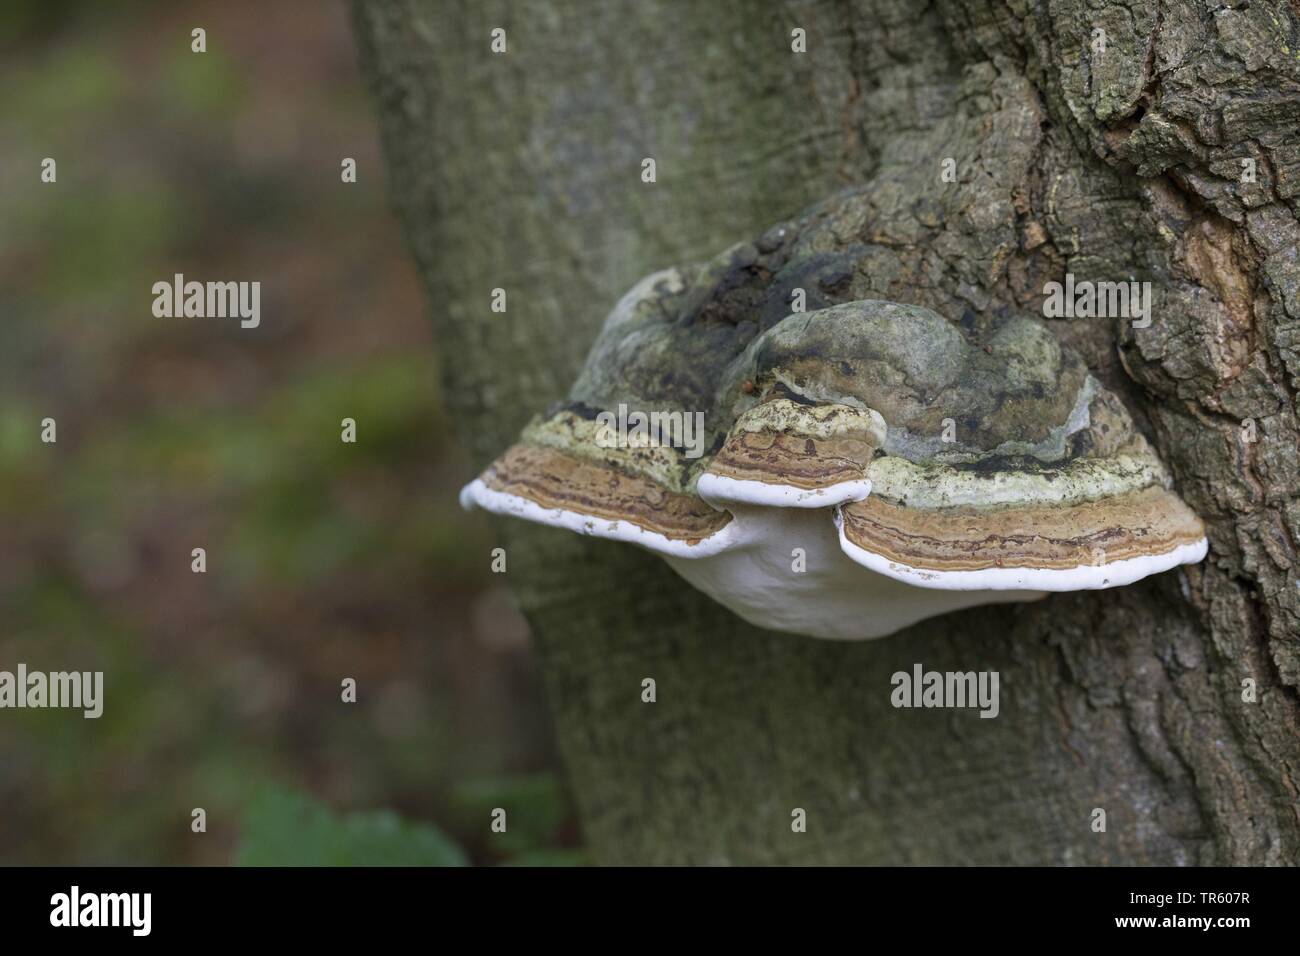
[352,0,1300,864]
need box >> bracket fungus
[461,263,1208,641]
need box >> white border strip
[460,479,742,558]
[834,508,1208,592]
[696,473,871,509]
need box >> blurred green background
[0,0,582,864]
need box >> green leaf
[237,788,467,867]
[451,773,568,856]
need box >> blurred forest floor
[0,0,581,864]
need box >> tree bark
[352,0,1300,864]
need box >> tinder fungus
[461,262,1206,640]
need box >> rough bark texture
[352,0,1300,864]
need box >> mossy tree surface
[353,0,1300,864]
